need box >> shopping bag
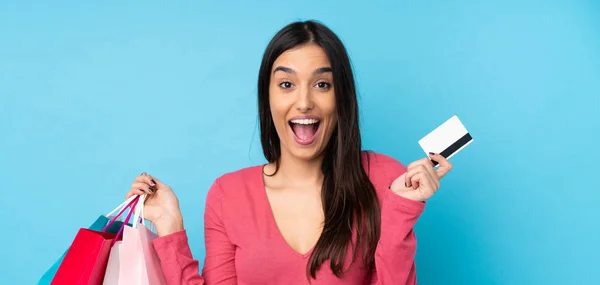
[102,241,123,285]
[50,196,140,285]
[118,194,167,285]
[36,196,138,285]
[103,196,140,285]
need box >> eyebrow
[273,66,333,75]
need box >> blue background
[1,1,598,284]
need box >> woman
[127,20,452,285]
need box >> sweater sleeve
[153,230,205,284]
[368,154,426,285]
[369,192,424,285]
[153,179,237,285]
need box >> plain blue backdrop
[1,0,598,284]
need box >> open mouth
[288,118,321,145]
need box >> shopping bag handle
[110,197,138,246]
[105,195,138,218]
[132,194,145,229]
[101,195,138,231]
[132,194,157,232]
[101,195,139,240]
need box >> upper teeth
[290,119,319,125]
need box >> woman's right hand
[127,172,184,237]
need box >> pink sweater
[152,152,425,285]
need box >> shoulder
[214,164,262,188]
[362,150,407,175]
[205,164,264,203]
[361,150,407,187]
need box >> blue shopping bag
[36,196,136,285]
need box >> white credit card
[418,115,473,166]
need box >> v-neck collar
[255,164,316,259]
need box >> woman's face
[269,43,337,162]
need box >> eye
[279,81,293,89]
[315,81,331,90]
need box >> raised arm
[369,152,452,284]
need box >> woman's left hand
[390,153,453,202]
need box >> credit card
[418,115,473,166]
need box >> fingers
[417,172,437,198]
[132,182,152,194]
[405,166,438,190]
[147,175,166,189]
[429,153,453,178]
[405,165,425,189]
[411,172,435,191]
[126,189,145,199]
[397,173,435,202]
[127,172,158,199]
[409,172,422,189]
[405,158,439,188]
[415,158,438,184]
[136,173,157,188]
[394,155,451,202]
[126,182,151,199]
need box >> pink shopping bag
[103,195,142,285]
[118,194,167,285]
[102,241,123,285]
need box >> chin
[288,146,325,161]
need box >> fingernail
[149,186,156,193]
[429,152,435,156]
[151,179,156,186]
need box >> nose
[296,86,314,112]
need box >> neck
[274,150,324,187]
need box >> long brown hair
[257,20,380,279]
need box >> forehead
[272,44,331,74]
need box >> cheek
[325,117,337,139]
[319,102,337,139]
[323,95,337,125]
[330,116,338,128]
[268,90,289,130]
[268,89,282,118]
